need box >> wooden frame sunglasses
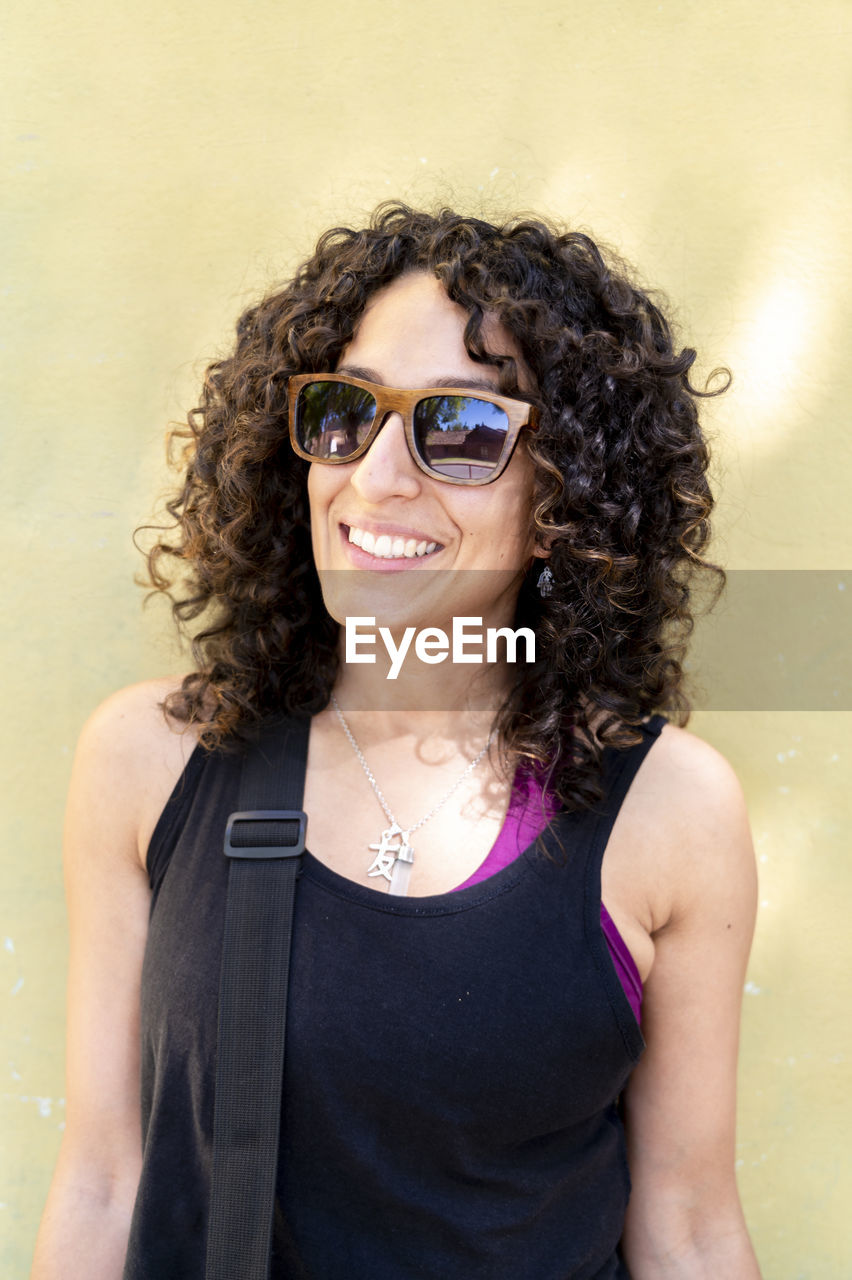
[287,373,539,486]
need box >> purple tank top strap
[600,903,642,1025]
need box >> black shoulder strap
[596,713,667,823]
[205,716,311,1280]
[581,714,667,1059]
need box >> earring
[538,564,554,598]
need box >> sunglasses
[287,373,539,485]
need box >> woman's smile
[340,518,442,567]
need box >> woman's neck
[330,641,516,756]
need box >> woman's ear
[524,547,550,573]
[526,542,552,568]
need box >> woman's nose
[348,412,422,502]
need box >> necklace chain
[330,693,494,838]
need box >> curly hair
[143,201,727,814]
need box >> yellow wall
[3,2,850,1274]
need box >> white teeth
[346,526,440,559]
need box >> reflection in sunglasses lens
[414,396,509,480]
[297,382,376,458]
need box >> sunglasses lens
[294,381,377,459]
[413,396,510,480]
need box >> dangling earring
[538,563,554,598]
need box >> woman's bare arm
[620,730,761,1278]
[31,680,193,1280]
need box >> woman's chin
[317,566,442,634]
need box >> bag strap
[205,716,311,1280]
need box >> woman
[33,204,761,1278]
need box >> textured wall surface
[3,1,850,1274]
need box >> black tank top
[123,715,667,1280]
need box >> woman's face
[307,270,542,635]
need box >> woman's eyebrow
[336,364,501,393]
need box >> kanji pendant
[367,822,415,884]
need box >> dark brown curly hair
[144,201,727,813]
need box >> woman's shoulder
[77,676,200,777]
[638,721,756,922]
[650,721,749,824]
[74,676,203,870]
[596,708,748,825]
[81,674,192,735]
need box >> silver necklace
[330,693,493,896]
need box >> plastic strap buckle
[224,809,308,859]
